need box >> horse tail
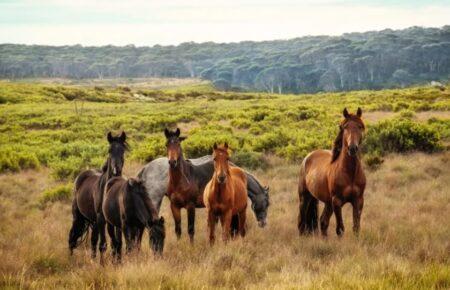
[68,199,89,253]
[298,153,318,234]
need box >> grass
[0,80,449,288]
[0,153,449,289]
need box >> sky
[0,0,449,46]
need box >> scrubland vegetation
[0,80,449,288]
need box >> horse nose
[168,160,177,168]
[349,144,358,155]
[258,219,267,228]
[218,175,226,184]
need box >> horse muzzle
[258,219,267,228]
[217,175,226,184]
[348,144,358,156]
[168,159,178,169]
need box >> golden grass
[0,153,449,289]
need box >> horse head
[164,128,186,169]
[212,142,230,184]
[106,131,128,176]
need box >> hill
[1,26,449,93]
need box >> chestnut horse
[68,131,127,258]
[298,108,366,237]
[204,143,247,244]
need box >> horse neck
[336,145,361,181]
[168,152,190,189]
[99,158,114,192]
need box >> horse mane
[331,127,344,163]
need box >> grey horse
[137,155,269,228]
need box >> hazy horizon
[1,0,449,46]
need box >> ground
[0,153,449,289]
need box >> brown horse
[68,131,127,258]
[165,128,212,243]
[298,108,366,237]
[103,177,165,261]
[204,143,247,244]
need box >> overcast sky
[0,0,449,46]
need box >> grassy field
[0,81,449,289]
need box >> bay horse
[298,108,366,237]
[68,131,127,258]
[204,143,247,244]
[103,177,165,261]
[165,128,213,243]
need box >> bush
[40,183,72,204]
[252,130,290,153]
[364,152,384,170]
[364,119,442,155]
[231,118,252,129]
[131,137,166,162]
[0,148,40,172]
[232,150,267,170]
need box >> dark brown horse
[204,143,247,244]
[165,128,213,243]
[298,108,366,237]
[68,131,127,258]
[103,177,165,261]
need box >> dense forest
[0,26,449,93]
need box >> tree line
[0,26,449,93]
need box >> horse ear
[213,143,218,150]
[179,136,187,142]
[356,107,362,117]
[107,132,113,143]
[224,142,228,149]
[343,108,350,118]
[175,128,180,137]
[119,131,127,143]
[164,128,170,139]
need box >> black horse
[68,131,127,260]
[103,177,165,261]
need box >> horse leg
[124,225,133,254]
[115,227,123,263]
[221,209,233,243]
[332,196,345,236]
[238,210,246,237]
[90,224,99,259]
[136,227,144,251]
[320,202,333,237]
[187,204,196,243]
[207,210,217,246]
[107,223,118,260]
[170,203,182,239]
[308,197,318,234]
[352,196,364,235]
[230,215,239,238]
[97,213,107,264]
[68,200,87,255]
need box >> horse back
[230,167,248,212]
[300,150,333,203]
[103,177,126,227]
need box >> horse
[164,128,213,243]
[103,177,165,261]
[298,108,366,237]
[137,155,269,227]
[204,143,248,244]
[68,131,128,258]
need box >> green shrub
[232,150,267,170]
[40,184,72,204]
[364,152,384,170]
[231,118,252,129]
[131,137,166,162]
[364,119,442,155]
[398,109,415,119]
[252,130,290,153]
[0,149,40,172]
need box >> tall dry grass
[0,153,449,289]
